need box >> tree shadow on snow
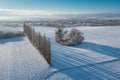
[51,41,120,70]
[50,42,120,80]
[75,42,120,58]
[0,37,24,44]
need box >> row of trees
[23,24,51,65]
[0,31,24,39]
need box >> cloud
[0,9,62,16]
[0,9,63,20]
[0,8,99,20]
[0,9,76,20]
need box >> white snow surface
[0,26,120,80]
[35,26,120,80]
[0,37,49,80]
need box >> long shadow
[75,42,120,58]
[51,46,93,69]
[51,41,120,69]
[47,59,120,80]
[49,41,120,80]
[0,37,24,44]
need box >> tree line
[23,24,51,65]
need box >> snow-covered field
[0,26,120,80]
[0,37,49,80]
[35,26,120,80]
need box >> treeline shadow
[0,37,24,44]
[51,41,120,70]
[49,41,120,80]
[76,42,120,58]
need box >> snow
[75,26,120,48]
[35,26,120,80]
[0,37,49,80]
[0,26,120,80]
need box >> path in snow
[0,37,49,80]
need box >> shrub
[55,27,84,46]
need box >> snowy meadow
[0,26,120,80]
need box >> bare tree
[23,24,51,65]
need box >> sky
[0,0,120,19]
